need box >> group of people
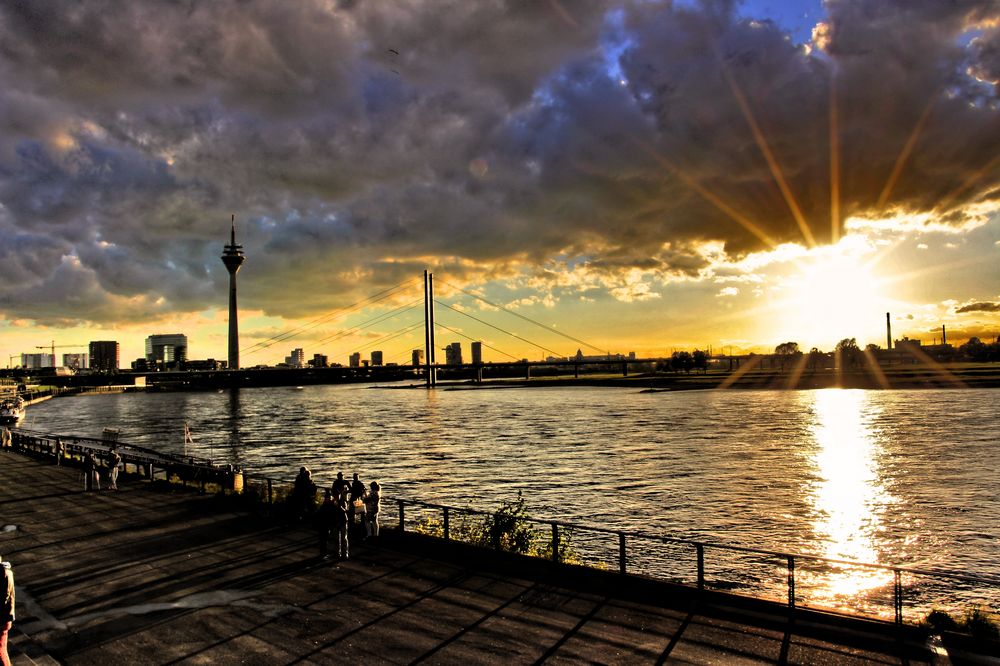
[80,445,122,492]
[290,468,381,561]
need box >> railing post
[894,569,903,625]
[696,543,705,590]
[444,506,450,541]
[551,522,559,562]
[267,478,273,505]
[787,556,796,610]
[618,532,626,574]
[399,500,405,531]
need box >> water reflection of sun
[808,389,896,600]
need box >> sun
[774,244,887,349]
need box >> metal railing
[9,428,999,626]
[393,497,1000,626]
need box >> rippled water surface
[24,385,1000,612]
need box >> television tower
[221,215,246,370]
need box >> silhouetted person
[106,447,122,490]
[316,490,336,560]
[366,481,381,538]
[54,438,65,465]
[1,427,12,452]
[291,466,317,520]
[83,452,100,491]
[1,554,13,666]
[331,471,348,498]
[349,473,366,536]
[333,492,349,560]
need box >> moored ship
[0,396,25,425]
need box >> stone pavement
[0,451,938,665]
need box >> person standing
[106,447,122,490]
[333,492,349,560]
[331,471,348,498]
[83,452,98,491]
[316,490,335,560]
[1,554,14,666]
[349,473,366,538]
[1,427,11,452]
[366,481,381,538]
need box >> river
[22,384,1000,616]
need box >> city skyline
[0,1,997,366]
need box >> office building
[411,349,424,366]
[349,352,361,368]
[89,341,120,372]
[145,334,188,365]
[445,342,463,365]
[284,348,305,368]
[63,353,89,370]
[310,354,328,368]
[371,350,383,366]
[21,353,53,369]
[471,341,482,365]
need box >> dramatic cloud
[957,301,1000,313]
[0,0,997,328]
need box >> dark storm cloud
[0,0,997,325]
[957,301,1000,313]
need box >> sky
[1,0,998,367]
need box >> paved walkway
[1,451,938,665]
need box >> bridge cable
[313,300,423,347]
[241,278,418,355]
[330,320,425,360]
[434,322,521,361]
[439,280,607,355]
[434,300,564,358]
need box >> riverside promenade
[1,451,941,665]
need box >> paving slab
[0,451,938,664]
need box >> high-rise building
[471,341,482,365]
[89,341,120,372]
[349,352,361,368]
[145,334,188,365]
[21,353,53,369]
[371,351,383,366]
[445,342,463,365]
[284,348,305,368]
[411,349,425,366]
[310,354,328,368]
[220,216,246,370]
[62,353,89,370]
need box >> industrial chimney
[886,312,892,350]
[942,325,946,346]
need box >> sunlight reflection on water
[806,389,896,603]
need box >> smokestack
[886,312,892,350]
[942,325,946,346]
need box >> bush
[924,607,1000,640]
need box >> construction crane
[35,341,87,368]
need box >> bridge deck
[0,452,937,665]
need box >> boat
[0,396,25,425]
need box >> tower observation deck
[221,216,246,370]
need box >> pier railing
[9,428,999,626]
[392,497,1000,626]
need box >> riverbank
[0,451,949,664]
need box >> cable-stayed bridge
[236,271,667,385]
